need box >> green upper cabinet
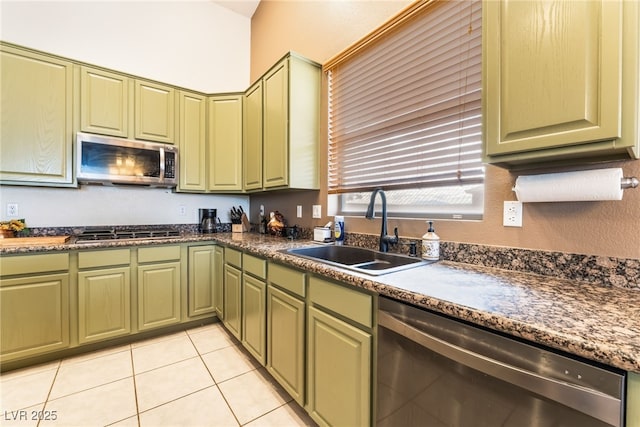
[0,44,74,186]
[243,53,321,192]
[483,0,640,168]
[263,60,288,188]
[263,53,321,190]
[80,66,130,138]
[178,90,208,192]
[135,79,176,144]
[81,65,179,145]
[243,81,264,191]
[209,94,243,191]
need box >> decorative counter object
[266,211,286,236]
[0,219,26,238]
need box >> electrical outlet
[6,203,18,217]
[178,205,186,216]
[260,205,265,216]
[296,205,302,218]
[503,201,523,227]
[312,205,322,219]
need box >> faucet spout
[365,188,398,252]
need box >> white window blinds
[325,0,483,194]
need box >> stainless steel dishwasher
[377,296,626,427]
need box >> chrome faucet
[365,188,398,252]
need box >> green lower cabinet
[137,262,181,331]
[213,246,225,319]
[188,245,217,317]
[629,372,640,427]
[78,267,131,344]
[307,306,372,427]
[267,285,305,405]
[223,264,242,340]
[0,273,70,362]
[241,274,266,364]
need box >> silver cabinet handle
[378,310,622,427]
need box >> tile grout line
[186,327,243,426]
[129,346,141,427]
[38,359,61,427]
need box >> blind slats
[327,0,483,194]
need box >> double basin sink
[284,244,431,276]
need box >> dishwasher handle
[378,309,622,427]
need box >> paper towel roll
[514,168,624,202]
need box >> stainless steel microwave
[76,132,178,187]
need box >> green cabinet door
[629,372,640,427]
[0,44,74,186]
[307,306,371,427]
[484,0,639,167]
[209,94,243,191]
[223,264,242,340]
[135,79,176,143]
[243,80,263,191]
[213,246,225,319]
[262,54,321,190]
[241,274,266,365]
[78,267,131,344]
[0,273,70,362]
[267,285,305,405]
[138,261,181,331]
[188,245,217,317]
[178,91,207,191]
[80,66,130,138]
[263,59,288,189]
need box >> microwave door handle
[159,148,165,179]
[378,310,622,427]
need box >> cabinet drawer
[138,245,181,263]
[244,254,266,279]
[309,277,372,328]
[0,253,69,277]
[269,263,305,298]
[78,249,130,269]
[225,248,242,268]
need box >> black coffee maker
[199,209,217,234]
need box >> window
[324,0,483,219]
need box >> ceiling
[212,0,261,18]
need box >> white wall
[0,185,249,227]
[0,0,252,228]
[0,0,251,93]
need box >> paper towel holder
[621,177,639,189]
[512,176,638,192]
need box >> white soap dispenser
[421,221,440,261]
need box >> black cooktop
[75,228,181,242]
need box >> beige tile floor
[0,323,317,427]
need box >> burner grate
[75,229,181,242]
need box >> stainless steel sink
[285,245,431,276]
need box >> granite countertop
[2,232,639,373]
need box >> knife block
[232,223,246,233]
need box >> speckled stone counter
[2,232,639,373]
